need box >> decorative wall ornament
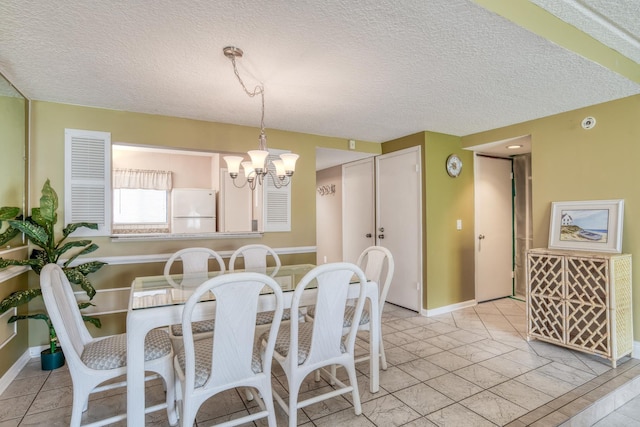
[317,184,336,196]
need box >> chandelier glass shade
[222,46,299,190]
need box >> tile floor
[0,297,638,426]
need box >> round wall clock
[446,154,462,177]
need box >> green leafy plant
[0,206,21,246]
[0,179,106,354]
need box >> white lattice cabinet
[526,248,633,367]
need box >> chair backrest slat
[209,281,261,385]
[307,269,354,364]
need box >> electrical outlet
[456,219,462,230]
[349,139,356,150]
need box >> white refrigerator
[171,189,216,233]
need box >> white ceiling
[1,0,639,171]
[530,0,640,64]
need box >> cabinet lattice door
[526,249,632,368]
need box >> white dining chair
[307,245,394,369]
[164,247,225,349]
[164,247,226,276]
[264,262,368,427]
[40,263,177,427]
[174,272,284,427]
[229,244,298,326]
[228,244,281,274]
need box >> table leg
[126,313,147,426]
[367,283,380,393]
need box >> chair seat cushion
[81,329,171,370]
[176,338,263,388]
[170,319,216,337]
[266,322,346,365]
[172,309,302,335]
[306,304,370,327]
[255,308,304,325]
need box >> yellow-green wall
[383,131,475,310]
[463,94,640,340]
[424,132,475,309]
[31,101,376,255]
[0,274,29,377]
[0,95,26,210]
[26,101,381,346]
[10,92,640,365]
[0,93,28,379]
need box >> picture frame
[548,199,624,253]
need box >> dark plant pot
[41,348,65,370]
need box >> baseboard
[0,349,33,395]
[633,341,640,359]
[423,299,477,317]
[29,345,49,358]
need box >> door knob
[379,227,385,232]
[365,233,372,238]
[378,234,385,239]
[478,234,485,240]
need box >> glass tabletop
[131,264,316,310]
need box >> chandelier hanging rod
[223,47,267,147]
[222,46,299,190]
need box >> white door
[376,147,422,312]
[342,158,375,263]
[475,155,513,302]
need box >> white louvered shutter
[64,129,111,236]
[263,149,292,232]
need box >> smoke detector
[581,116,596,130]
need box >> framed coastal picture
[548,199,624,253]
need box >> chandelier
[222,46,299,190]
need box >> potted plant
[0,206,21,245]
[0,179,106,369]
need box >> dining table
[125,263,380,426]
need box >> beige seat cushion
[170,319,216,337]
[306,304,370,327]
[175,338,263,388]
[172,308,302,336]
[255,308,304,325]
[81,329,171,370]
[265,322,346,365]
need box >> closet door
[475,155,513,302]
[342,158,375,264]
[376,147,422,312]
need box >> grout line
[2,299,638,427]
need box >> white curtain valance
[113,169,173,190]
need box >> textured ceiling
[1,0,639,148]
[530,0,640,64]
